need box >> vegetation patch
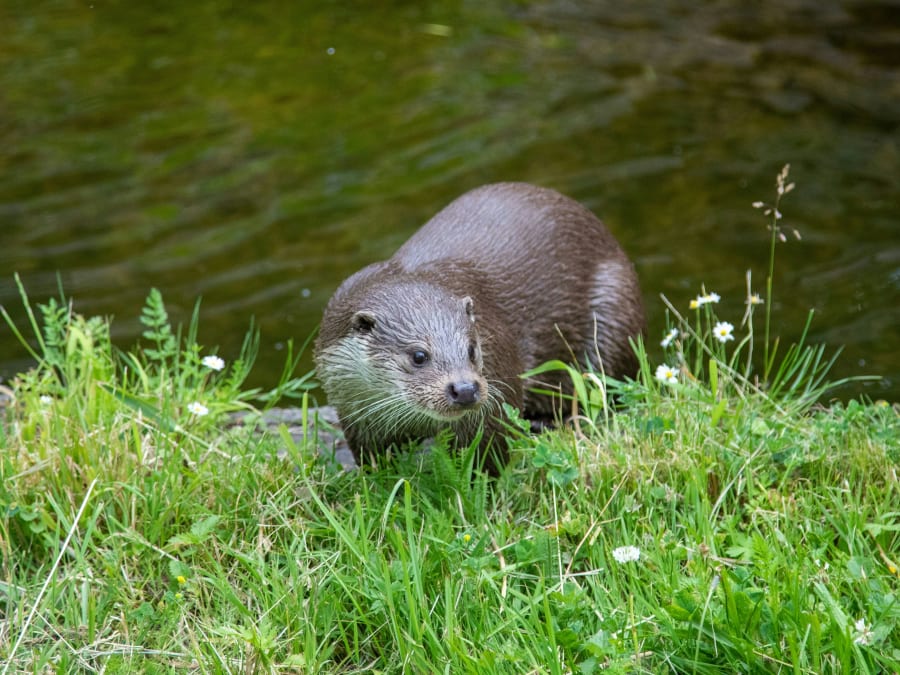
[2,169,898,673]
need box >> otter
[315,182,645,470]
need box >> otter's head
[316,281,491,439]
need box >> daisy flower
[612,546,641,564]
[660,328,679,348]
[691,291,721,308]
[655,364,678,385]
[187,401,209,417]
[201,355,225,371]
[853,618,873,645]
[713,321,735,343]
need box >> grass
[2,169,899,673]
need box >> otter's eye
[410,350,429,366]
[468,342,478,362]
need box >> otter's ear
[351,311,376,333]
[462,296,476,323]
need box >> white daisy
[713,321,735,343]
[655,364,678,385]
[690,291,721,309]
[201,355,225,371]
[660,328,679,348]
[187,401,209,417]
[611,546,641,564]
[853,618,873,645]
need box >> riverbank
[2,298,898,671]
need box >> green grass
[2,169,899,673]
[3,288,899,675]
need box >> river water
[1,1,898,401]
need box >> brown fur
[315,182,645,470]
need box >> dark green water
[2,1,898,400]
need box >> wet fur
[315,182,645,469]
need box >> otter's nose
[447,380,481,407]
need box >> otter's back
[393,182,624,277]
